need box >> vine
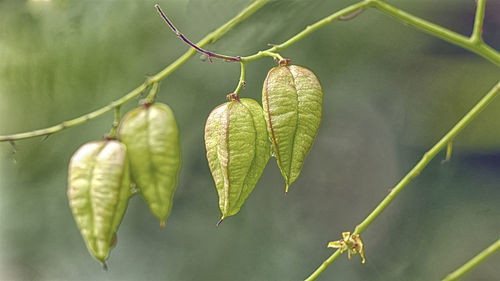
[1,0,499,280]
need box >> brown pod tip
[216,216,225,227]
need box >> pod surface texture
[262,65,323,191]
[68,140,130,263]
[205,98,270,220]
[119,103,181,225]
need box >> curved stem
[305,81,500,280]
[0,0,269,142]
[233,62,246,97]
[443,237,500,281]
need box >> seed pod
[205,98,270,223]
[68,140,131,265]
[118,103,181,226]
[262,65,323,192]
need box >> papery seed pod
[68,140,130,265]
[262,65,323,192]
[205,98,270,224]
[118,103,181,227]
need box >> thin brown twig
[154,4,241,62]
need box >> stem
[305,80,500,281]
[370,0,500,67]
[443,238,500,281]
[304,251,342,281]
[145,82,160,104]
[155,4,241,62]
[241,0,370,62]
[107,106,121,139]
[233,62,246,97]
[0,0,269,142]
[471,0,486,43]
[352,82,500,234]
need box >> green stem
[370,0,500,67]
[472,0,486,43]
[233,62,246,97]
[241,0,370,62]
[305,81,500,280]
[353,83,500,234]
[145,82,160,103]
[0,0,269,142]
[107,106,121,139]
[443,238,500,281]
[304,251,342,281]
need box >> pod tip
[285,184,289,194]
[102,261,108,271]
[160,220,166,228]
[216,216,225,227]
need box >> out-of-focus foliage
[1,0,499,280]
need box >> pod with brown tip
[262,65,323,192]
[68,140,131,264]
[118,103,181,226]
[205,98,270,223]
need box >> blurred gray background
[1,0,499,280]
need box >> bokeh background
[1,0,499,280]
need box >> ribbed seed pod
[262,65,323,193]
[205,98,270,224]
[68,140,130,265]
[118,103,181,227]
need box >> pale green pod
[118,103,181,227]
[205,98,270,223]
[262,65,323,192]
[68,140,131,265]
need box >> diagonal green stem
[0,0,269,142]
[443,237,500,281]
[354,81,500,234]
[306,81,500,280]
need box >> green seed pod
[68,140,131,265]
[205,98,270,224]
[262,65,323,193]
[118,103,181,227]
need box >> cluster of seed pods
[67,62,322,264]
[68,102,181,265]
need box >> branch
[370,0,500,67]
[0,0,269,142]
[443,237,500,281]
[3,0,500,143]
[241,0,370,62]
[305,80,500,280]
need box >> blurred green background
[1,0,499,280]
